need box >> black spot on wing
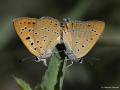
[91,29,96,32]
[55,23,57,25]
[34,48,37,50]
[88,24,91,27]
[37,41,39,43]
[26,36,30,40]
[25,26,27,29]
[31,42,34,45]
[32,22,36,24]
[29,29,31,32]
[82,45,84,47]
[91,38,93,40]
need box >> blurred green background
[0,0,120,90]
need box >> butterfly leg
[41,58,47,66]
[65,57,74,68]
[78,57,84,64]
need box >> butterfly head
[34,57,47,66]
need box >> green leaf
[35,49,66,90]
[14,76,32,90]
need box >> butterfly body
[13,17,105,64]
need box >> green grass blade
[14,76,32,90]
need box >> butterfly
[13,17,105,65]
[62,18,105,63]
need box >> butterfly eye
[34,57,40,62]
[63,18,70,23]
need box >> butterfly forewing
[63,20,105,60]
[13,17,40,56]
[13,17,62,58]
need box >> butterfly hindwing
[33,17,61,56]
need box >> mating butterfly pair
[13,17,105,65]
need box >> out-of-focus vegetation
[0,0,120,90]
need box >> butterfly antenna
[19,56,35,62]
[62,56,74,68]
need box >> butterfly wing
[13,17,61,58]
[33,17,61,56]
[63,20,105,60]
[13,17,40,56]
